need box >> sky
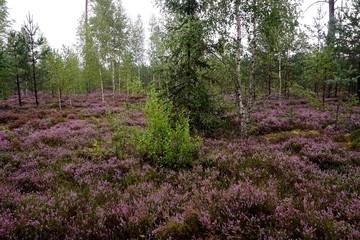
[7,0,334,50]
[7,0,158,49]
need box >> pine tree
[23,13,45,106]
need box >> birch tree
[130,15,145,82]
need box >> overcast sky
[7,0,158,49]
[7,0,332,50]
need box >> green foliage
[138,90,202,169]
[129,77,144,96]
[158,1,217,130]
[0,80,11,99]
[349,129,360,149]
[0,0,9,39]
[89,111,140,159]
[291,83,322,109]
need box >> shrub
[138,91,202,169]
[8,116,29,129]
[129,77,144,96]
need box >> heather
[0,93,359,239]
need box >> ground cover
[0,93,359,239]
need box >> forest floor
[0,92,359,239]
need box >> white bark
[99,68,105,104]
[58,84,62,111]
[235,4,249,138]
[112,61,115,97]
[118,64,121,95]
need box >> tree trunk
[249,13,256,108]
[235,4,248,138]
[278,53,282,100]
[16,74,22,106]
[334,82,338,98]
[358,61,360,102]
[268,68,271,96]
[357,77,360,102]
[99,68,105,104]
[327,84,332,98]
[32,53,39,106]
[118,64,122,95]
[58,84,62,111]
[85,0,88,26]
[138,65,141,82]
[328,0,335,43]
[112,61,115,97]
[51,84,55,98]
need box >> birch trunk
[235,4,248,138]
[99,68,105,104]
[112,61,115,97]
[118,63,122,95]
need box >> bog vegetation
[0,0,359,239]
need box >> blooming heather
[0,93,359,239]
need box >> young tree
[336,0,360,101]
[235,0,249,137]
[23,13,45,106]
[0,0,11,99]
[6,30,29,106]
[0,0,9,40]
[259,0,299,100]
[130,15,145,82]
[156,0,216,130]
[81,0,129,101]
[47,50,65,109]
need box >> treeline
[0,0,359,134]
[0,0,150,107]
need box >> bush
[138,91,202,169]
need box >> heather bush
[25,118,49,130]
[138,91,202,169]
[67,113,76,119]
[0,112,19,124]
[8,116,29,129]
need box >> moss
[285,141,304,154]
[40,136,65,147]
[263,129,321,143]
[157,213,204,240]
[332,134,348,143]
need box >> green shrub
[138,90,202,169]
[349,129,360,149]
[129,77,144,96]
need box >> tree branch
[305,1,328,13]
